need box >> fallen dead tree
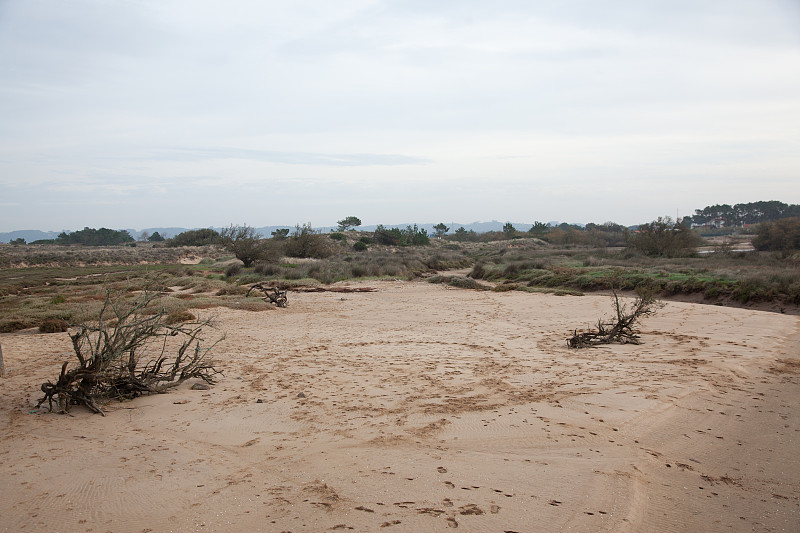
[246,283,378,304]
[246,283,288,307]
[37,288,222,415]
[567,290,662,348]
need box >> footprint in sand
[458,503,483,515]
[437,466,448,473]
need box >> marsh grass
[0,256,273,332]
[466,246,800,308]
[1,240,796,332]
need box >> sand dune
[1,280,798,532]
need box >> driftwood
[0,341,4,377]
[567,290,661,349]
[246,283,288,307]
[37,289,222,415]
[246,283,377,304]
[291,286,377,293]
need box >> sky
[1,0,799,232]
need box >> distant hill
[0,230,63,243]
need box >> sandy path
[1,281,798,532]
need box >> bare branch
[567,289,662,349]
[37,287,223,415]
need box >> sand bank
[1,281,798,532]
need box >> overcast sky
[1,0,798,232]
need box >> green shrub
[236,274,264,285]
[329,232,347,242]
[219,225,281,266]
[50,295,66,305]
[353,241,368,251]
[753,217,800,253]
[167,228,221,247]
[470,263,488,279]
[284,224,335,258]
[627,217,701,257]
[56,227,135,246]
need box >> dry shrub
[164,310,196,325]
[0,319,34,333]
[216,285,248,296]
[37,288,222,415]
[38,318,70,333]
[224,299,273,311]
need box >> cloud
[0,1,798,231]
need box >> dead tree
[567,290,662,348]
[246,283,288,307]
[37,288,222,415]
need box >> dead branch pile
[246,283,288,307]
[37,289,222,415]
[567,290,661,349]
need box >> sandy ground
[1,280,799,532]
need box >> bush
[753,217,800,253]
[166,228,221,247]
[329,232,347,242]
[353,241,368,251]
[284,223,334,259]
[0,319,33,333]
[215,285,248,296]
[373,224,430,246]
[164,310,196,325]
[447,276,488,290]
[38,318,70,333]
[225,263,243,277]
[254,262,282,275]
[628,217,701,257]
[373,225,403,245]
[218,225,282,266]
[56,227,135,246]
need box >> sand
[1,280,798,532]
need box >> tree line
[12,202,800,255]
[682,201,800,227]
